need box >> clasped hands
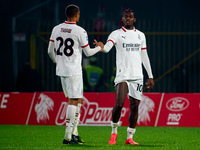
[93,39,104,52]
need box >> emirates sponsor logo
[35,93,54,123]
[166,97,189,112]
[137,95,155,125]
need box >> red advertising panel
[137,93,163,126]
[27,92,66,125]
[79,93,117,126]
[0,92,199,127]
[0,92,34,125]
[26,92,162,126]
[27,92,126,126]
[156,93,200,127]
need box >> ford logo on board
[166,97,189,112]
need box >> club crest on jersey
[138,34,141,40]
[123,43,141,51]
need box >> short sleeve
[107,31,118,45]
[49,27,56,42]
[79,29,89,48]
[141,33,147,50]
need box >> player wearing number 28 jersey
[48,21,99,76]
[48,4,103,145]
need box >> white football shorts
[60,75,83,98]
[115,78,143,101]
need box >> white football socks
[72,103,82,136]
[127,127,136,139]
[111,121,119,134]
[64,105,76,140]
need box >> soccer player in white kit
[48,4,103,144]
[102,9,155,145]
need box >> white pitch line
[154,93,165,127]
[26,92,36,125]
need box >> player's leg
[125,97,140,145]
[63,98,79,144]
[129,97,140,128]
[112,82,128,122]
[125,79,142,145]
[109,82,128,145]
[61,76,80,144]
[72,99,82,136]
[65,74,85,144]
[72,98,85,144]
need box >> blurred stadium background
[0,0,200,93]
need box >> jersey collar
[64,21,76,24]
[121,26,136,32]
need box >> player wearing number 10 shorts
[102,8,155,145]
[48,4,103,144]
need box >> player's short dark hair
[123,8,136,18]
[65,4,79,18]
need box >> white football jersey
[107,27,147,83]
[49,21,89,76]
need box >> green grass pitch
[0,125,199,149]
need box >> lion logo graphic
[137,95,155,125]
[35,93,54,123]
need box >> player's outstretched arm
[83,40,103,57]
[93,39,114,53]
[102,41,114,53]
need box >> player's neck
[67,18,77,23]
[124,26,134,30]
